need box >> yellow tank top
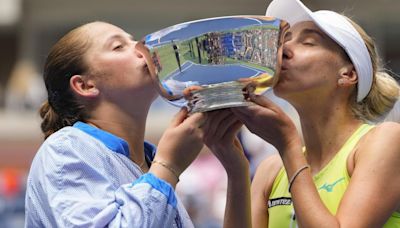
[268,124,400,228]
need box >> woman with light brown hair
[24,21,251,228]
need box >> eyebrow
[300,28,325,39]
[105,34,134,46]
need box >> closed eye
[301,37,316,46]
[302,42,315,46]
[113,44,124,50]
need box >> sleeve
[41,137,181,228]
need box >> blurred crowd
[0,169,26,227]
[2,59,46,112]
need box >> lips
[280,61,289,71]
[142,61,150,73]
[135,43,155,75]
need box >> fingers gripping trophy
[136,16,289,112]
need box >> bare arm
[224,160,252,228]
[251,154,283,228]
[335,122,400,227]
[203,109,252,228]
[150,108,207,188]
[285,122,400,228]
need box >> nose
[134,42,145,58]
[135,41,152,59]
[282,42,293,60]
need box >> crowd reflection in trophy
[179,27,279,68]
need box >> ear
[70,75,99,98]
[337,65,358,87]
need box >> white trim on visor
[266,0,373,102]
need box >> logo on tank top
[268,197,292,208]
[318,177,345,192]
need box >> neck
[295,100,362,174]
[88,101,151,172]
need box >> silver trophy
[138,15,288,112]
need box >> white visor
[266,0,373,102]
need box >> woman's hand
[151,108,207,185]
[202,109,252,228]
[232,93,301,156]
[202,109,248,176]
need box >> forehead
[289,21,325,37]
[83,22,130,45]
[79,22,131,67]
[288,21,351,63]
[289,21,344,49]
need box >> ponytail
[40,23,92,139]
[346,17,400,121]
[352,72,400,122]
[39,99,87,139]
[39,101,63,139]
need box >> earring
[338,79,345,86]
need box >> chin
[146,82,160,101]
[272,84,292,101]
[143,64,150,74]
[272,82,284,94]
[150,93,159,102]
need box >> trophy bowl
[138,15,289,112]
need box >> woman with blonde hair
[231,0,400,227]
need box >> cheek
[295,49,341,79]
[98,58,139,83]
[104,55,135,75]
[276,55,338,93]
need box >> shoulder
[374,121,400,135]
[28,126,118,186]
[27,127,85,188]
[355,122,400,165]
[41,126,104,154]
[44,126,91,146]
[33,126,109,170]
[256,154,283,177]
[359,122,400,150]
[36,126,79,156]
[252,154,283,198]
[370,121,400,137]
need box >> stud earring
[338,79,345,86]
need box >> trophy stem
[188,81,253,113]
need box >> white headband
[266,0,373,102]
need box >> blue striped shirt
[25,121,193,228]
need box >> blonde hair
[347,18,400,122]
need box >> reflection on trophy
[138,16,289,112]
